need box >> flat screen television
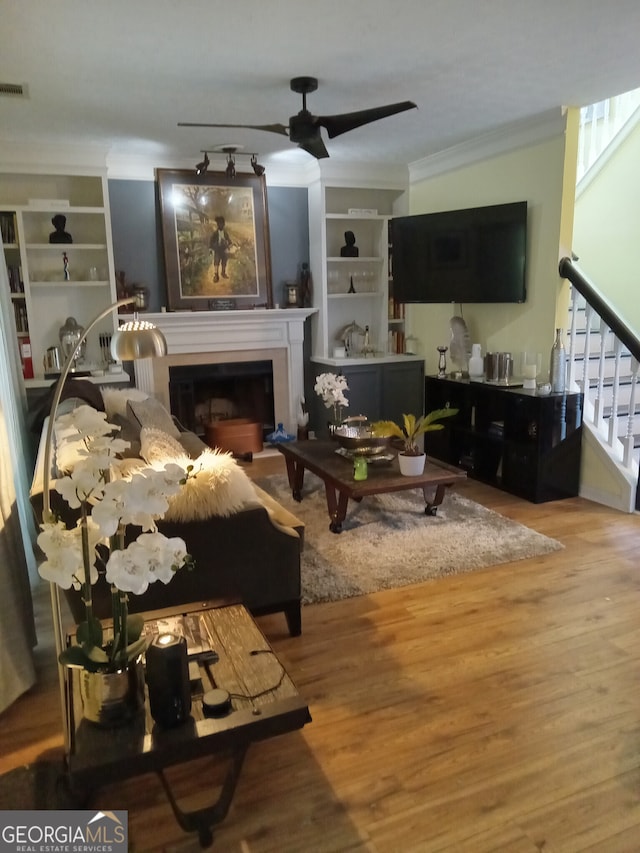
[391,200,527,304]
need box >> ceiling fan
[178,76,417,160]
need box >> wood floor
[2,454,640,852]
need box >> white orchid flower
[105,532,188,594]
[37,519,100,589]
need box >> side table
[64,601,311,847]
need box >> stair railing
[559,257,640,478]
[578,90,640,183]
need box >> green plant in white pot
[371,408,458,475]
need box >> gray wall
[108,180,309,313]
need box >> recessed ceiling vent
[0,83,28,98]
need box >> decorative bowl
[334,420,391,456]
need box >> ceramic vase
[78,657,145,727]
[468,344,484,379]
[398,452,426,476]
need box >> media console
[424,376,583,503]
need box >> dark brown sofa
[30,387,304,636]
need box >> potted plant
[314,372,349,435]
[37,404,194,725]
[371,408,458,475]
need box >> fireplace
[128,308,315,434]
[169,360,275,438]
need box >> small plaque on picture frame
[209,298,237,311]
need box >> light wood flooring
[2,454,640,852]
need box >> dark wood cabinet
[424,376,583,503]
[310,358,424,438]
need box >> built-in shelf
[0,171,118,380]
[309,182,408,359]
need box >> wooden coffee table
[64,601,311,847]
[277,440,467,533]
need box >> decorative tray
[335,447,395,463]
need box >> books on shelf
[7,264,23,293]
[388,328,406,354]
[0,212,17,244]
[13,302,28,334]
[387,296,405,320]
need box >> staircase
[577,89,640,185]
[560,259,640,512]
[560,91,640,512]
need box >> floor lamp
[41,295,167,751]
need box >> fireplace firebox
[169,361,275,439]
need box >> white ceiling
[2,0,640,175]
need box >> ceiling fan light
[225,154,236,179]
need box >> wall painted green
[573,119,640,335]
[406,130,569,379]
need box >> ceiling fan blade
[177,121,290,137]
[297,133,330,160]
[319,101,417,139]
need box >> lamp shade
[111,320,167,361]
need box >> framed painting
[157,169,273,310]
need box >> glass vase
[549,328,566,393]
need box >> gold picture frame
[157,169,273,310]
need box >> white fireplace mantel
[127,308,316,433]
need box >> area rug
[255,474,563,605]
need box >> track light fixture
[195,151,209,175]
[194,146,265,178]
[251,155,265,176]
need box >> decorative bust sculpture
[340,230,359,257]
[49,214,73,244]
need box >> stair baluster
[594,318,608,430]
[623,358,640,468]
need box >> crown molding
[408,108,567,183]
[0,138,317,186]
[0,139,110,173]
[0,136,410,188]
[1,115,561,189]
[316,159,410,188]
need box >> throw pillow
[158,448,259,521]
[140,427,186,464]
[102,387,149,421]
[127,396,180,439]
[178,431,209,459]
[110,413,142,459]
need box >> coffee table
[277,440,467,533]
[64,601,311,847]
